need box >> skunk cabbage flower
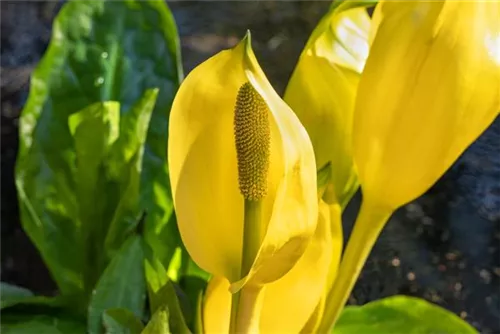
[353,0,500,210]
[322,2,500,330]
[284,4,371,208]
[283,3,372,331]
[202,199,335,333]
[168,32,318,293]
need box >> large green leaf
[1,314,86,334]
[333,295,477,334]
[16,0,183,300]
[88,236,146,334]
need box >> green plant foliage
[1,283,34,310]
[15,0,183,303]
[142,307,170,334]
[177,275,207,331]
[1,314,86,334]
[144,247,196,332]
[102,308,145,334]
[333,295,478,334]
[148,281,191,334]
[87,236,146,334]
[0,283,63,310]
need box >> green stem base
[318,200,392,333]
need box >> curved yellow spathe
[285,6,371,208]
[202,199,335,334]
[353,1,500,210]
[168,32,318,288]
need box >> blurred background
[1,1,499,332]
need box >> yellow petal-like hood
[168,32,317,285]
[353,1,500,209]
[202,199,335,333]
[203,276,231,334]
[284,5,371,208]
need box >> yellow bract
[202,199,336,334]
[353,0,500,210]
[285,5,371,208]
[168,32,318,289]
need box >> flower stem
[230,292,241,333]
[241,200,263,277]
[317,200,392,333]
[236,285,265,333]
[229,199,264,333]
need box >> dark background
[2,1,499,332]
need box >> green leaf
[16,0,183,299]
[176,248,209,331]
[1,314,86,334]
[333,295,478,334]
[144,247,191,333]
[142,307,170,334]
[103,308,145,334]
[1,283,33,309]
[103,88,158,258]
[69,101,121,290]
[144,246,169,295]
[1,282,63,310]
[88,236,146,334]
[193,289,204,334]
[179,248,210,283]
[178,276,207,333]
[144,245,206,333]
[148,282,190,334]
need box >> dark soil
[2,1,499,332]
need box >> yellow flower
[202,199,337,334]
[284,3,371,208]
[168,31,318,292]
[353,0,500,210]
[283,3,373,331]
[322,2,500,330]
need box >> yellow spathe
[202,199,335,334]
[353,0,500,210]
[168,32,318,288]
[285,5,371,208]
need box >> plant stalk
[229,199,264,334]
[317,200,392,333]
[236,285,265,333]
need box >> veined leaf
[88,236,146,334]
[15,0,183,300]
[333,295,477,334]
